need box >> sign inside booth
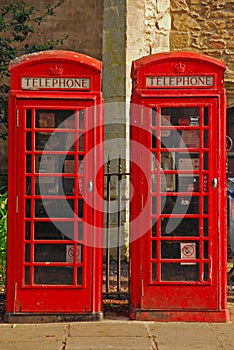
[22,77,90,90]
[180,242,196,265]
[66,245,82,263]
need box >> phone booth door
[130,52,229,322]
[10,98,101,316]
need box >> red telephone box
[130,52,230,322]
[6,50,103,322]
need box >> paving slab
[150,322,220,350]
[67,336,152,350]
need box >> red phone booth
[130,52,230,322]
[6,50,103,322]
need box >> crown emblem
[49,65,63,75]
[174,62,186,73]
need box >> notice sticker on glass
[180,242,196,265]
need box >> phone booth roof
[131,51,226,91]
[9,50,102,92]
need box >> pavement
[0,303,234,350]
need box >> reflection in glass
[152,197,156,214]
[160,218,199,236]
[35,199,74,218]
[161,196,199,214]
[79,110,85,129]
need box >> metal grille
[103,156,130,298]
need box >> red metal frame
[7,51,103,319]
[130,52,229,322]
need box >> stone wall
[0,0,103,60]
[170,0,234,79]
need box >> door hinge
[16,196,18,213]
[141,279,144,297]
[16,109,19,127]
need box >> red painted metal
[130,52,229,322]
[7,51,103,320]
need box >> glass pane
[78,221,83,241]
[34,266,73,285]
[204,130,208,148]
[204,263,209,281]
[24,267,30,285]
[161,218,200,236]
[26,177,31,195]
[152,108,157,126]
[35,155,75,174]
[152,130,157,149]
[152,197,157,214]
[151,219,156,237]
[63,177,75,196]
[79,110,85,129]
[161,263,199,281]
[152,263,157,281]
[35,199,74,218]
[34,244,79,262]
[26,155,31,173]
[78,133,85,152]
[161,196,199,214]
[152,240,157,259]
[26,110,32,128]
[78,200,84,218]
[25,222,31,240]
[35,110,75,129]
[77,266,83,285]
[203,197,208,214]
[26,200,31,218]
[204,241,209,259]
[180,130,200,149]
[25,244,30,262]
[161,152,174,170]
[204,218,208,237]
[161,241,199,259]
[204,153,208,170]
[35,177,59,195]
[35,132,76,151]
[161,107,200,127]
[161,174,176,192]
[204,107,209,126]
[34,221,74,240]
[26,132,32,150]
[177,176,199,192]
[152,174,157,192]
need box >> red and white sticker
[180,243,196,265]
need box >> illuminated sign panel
[146,75,214,88]
[22,77,90,90]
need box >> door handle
[87,180,93,192]
[212,178,217,189]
